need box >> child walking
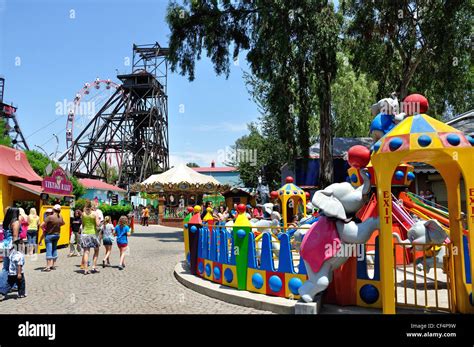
[0,240,26,300]
[101,216,115,268]
[114,216,131,270]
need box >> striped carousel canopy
[372,114,474,155]
[278,182,305,197]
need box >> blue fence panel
[260,232,275,272]
[297,256,307,275]
[229,230,236,265]
[217,229,228,264]
[463,235,471,284]
[277,233,295,273]
[210,227,217,262]
[247,232,258,269]
[202,225,209,260]
[197,227,204,258]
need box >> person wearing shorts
[141,206,149,226]
[80,202,100,275]
[69,209,82,257]
[38,205,64,272]
[100,216,115,268]
[114,216,131,270]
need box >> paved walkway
[1,225,271,314]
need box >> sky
[0,0,259,167]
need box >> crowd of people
[0,200,133,301]
[198,200,317,235]
[200,201,283,224]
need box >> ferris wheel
[64,78,122,161]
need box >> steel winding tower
[0,77,29,151]
[62,43,170,188]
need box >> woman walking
[2,207,20,273]
[80,202,100,274]
[68,209,82,257]
[38,205,65,272]
[114,216,131,270]
[26,208,40,256]
[100,216,115,268]
[18,208,29,244]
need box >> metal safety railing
[393,242,455,313]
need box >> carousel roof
[372,114,474,155]
[141,164,222,188]
[278,182,305,196]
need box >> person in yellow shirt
[26,208,40,256]
[141,206,150,227]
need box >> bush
[99,204,132,222]
[72,199,132,222]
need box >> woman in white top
[100,216,115,268]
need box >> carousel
[132,164,228,226]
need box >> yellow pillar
[375,177,396,313]
[438,164,463,312]
[372,157,398,314]
[281,196,287,229]
[301,196,307,216]
[462,160,474,312]
[0,175,8,220]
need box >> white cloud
[170,151,224,167]
[195,121,247,133]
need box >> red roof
[9,181,43,195]
[78,178,126,192]
[193,167,237,173]
[0,145,42,183]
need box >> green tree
[95,162,119,184]
[228,122,286,190]
[331,52,379,137]
[0,119,12,147]
[70,176,86,199]
[167,0,341,187]
[25,150,85,199]
[343,0,473,116]
[25,150,59,176]
[186,162,200,168]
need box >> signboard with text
[42,168,73,196]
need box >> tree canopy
[25,150,85,198]
[95,162,119,184]
[167,1,472,188]
[167,0,341,187]
[227,121,286,190]
[0,119,12,147]
[343,0,473,117]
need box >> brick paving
[0,225,271,314]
